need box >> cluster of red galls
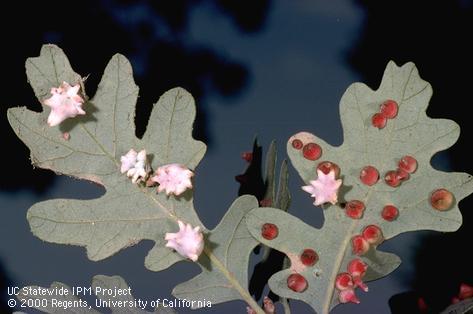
[384,155,418,187]
[257,98,457,306]
[371,99,398,129]
[335,258,369,304]
[351,225,383,256]
[354,155,417,223]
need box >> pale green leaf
[7,45,205,269]
[247,61,473,313]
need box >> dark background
[1,1,472,313]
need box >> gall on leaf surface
[247,61,473,313]
[18,275,176,314]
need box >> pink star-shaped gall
[302,169,342,206]
[165,220,204,262]
[151,163,193,196]
[43,81,85,126]
[120,149,148,184]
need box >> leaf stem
[282,298,291,314]
[203,247,265,314]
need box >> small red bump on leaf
[302,143,322,161]
[348,258,368,278]
[372,113,387,129]
[317,161,340,177]
[241,152,253,162]
[382,205,399,221]
[339,289,360,304]
[62,132,70,141]
[360,166,379,186]
[351,235,369,255]
[459,283,473,300]
[399,155,418,173]
[292,139,303,150]
[362,225,384,245]
[430,189,454,211]
[287,273,308,292]
[418,297,428,312]
[385,170,401,187]
[300,249,319,266]
[335,273,354,290]
[380,99,399,119]
[345,200,366,219]
[259,198,272,207]
[261,223,279,240]
[395,168,410,181]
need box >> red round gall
[348,258,368,278]
[362,225,384,245]
[261,223,279,240]
[300,249,319,266]
[372,113,387,129]
[382,205,399,221]
[345,200,366,219]
[335,273,354,290]
[380,99,399,119]
[385,170,401,187]
[292,139,303,150]
[302,143,322,161]
[287,273,308,292]
[351,235,369,255]
[430,189,454,211]
[360,166,379,186]
[399,155,418,173]
[317,161,340,177]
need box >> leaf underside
[247,61,473,313]
[8,45,205,270]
